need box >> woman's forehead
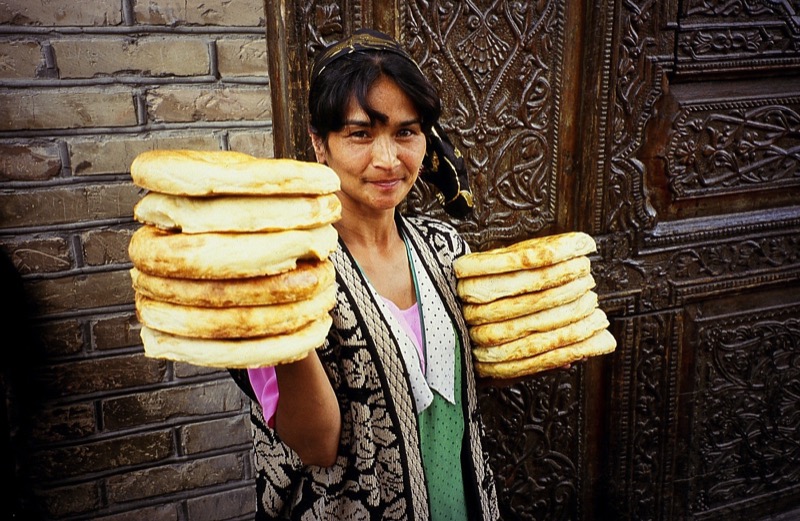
[343,78,420,125]
[342,96,371,122]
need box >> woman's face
[312,75,427,217]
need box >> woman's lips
[370,178,402,189]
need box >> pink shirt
[248,298,422,426]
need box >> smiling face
[311,76,427,220]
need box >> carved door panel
[590,3,800,520]
[264,1,800,519]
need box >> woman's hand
[274,349,341,467]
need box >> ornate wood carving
[593,226,800,313]
[608,312,682,521]
[589,0,800,518]
[592,0,666,236]
[681,292,800,518]
[478,372,582,520]
[676,0,800,77]
[667,97,800,198]
[401,2,567,248]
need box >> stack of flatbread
[127,149,341,368]
[454,232,616,379]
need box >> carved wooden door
[263,1,800,519]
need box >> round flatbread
[130,149,340,196]
[462,274,596,325]
[128,224,339,279]
[130,260,335,307]
[134,192,342,233]
[457,256,591,304]
[474,329,617,379]
[469,291,598,347]
[135,284,336,339]
[471,308,609,363]
[139,314,333,368]
[454,231,597,278]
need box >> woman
[234,28,499,520]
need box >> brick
[37,481,102,519]
[173,361,225,378]
[172,362,229,379]
[81,227,136,266]
[36,319,84,357]
[38,353,167,399]
[186,485,256,521]
[0,0,123,26]
[92,313,143,350]
[181,415,250,455]
[0,235,72,274]
[216,38,268,78]
[102,380,244,430]
[0,88,137,131]
[26,269,135,315]
[147,85,271,123]
[0,183,140,229]
[106,453,245,502]
[93,503,179,521]
[228,130,274,158]
[0,40,43,79]
[29,430,174,480]
[29,403,97,444]
[69,134,221,175]
[0,142,62,181]
[132,0,263,27]
[52,37,210,79]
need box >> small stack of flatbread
[127,149,341,368]
[454,232,616,379]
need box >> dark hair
[308,50,442,141]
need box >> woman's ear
[309,132,327,164]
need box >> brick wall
[0,1,272,519]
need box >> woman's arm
[273,349,341,467]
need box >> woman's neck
[335,209,416,308]
[334,208,399,253]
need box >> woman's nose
[371,135,400,169]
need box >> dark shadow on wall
[1,249,46,520]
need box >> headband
[310,28,474,219]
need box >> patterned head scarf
[310,28,474,219]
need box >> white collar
[365,237,456,412]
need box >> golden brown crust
[128,224,339,279]
[130,149,340,196]
[456,256,591,304]
[135,284,336,339]
[471,308,609,363]
[133,192,342,233]
[468,291,598,347]
[139,314,333,369]
[130,260,335,307]
[462,274,596,325]
[474,329,617,379]
[453,231,596,278]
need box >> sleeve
[247,367,279,428]
[228,367,279,428]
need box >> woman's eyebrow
[398,118,422,127]
[342,118,371,127]
[342,116,421,127]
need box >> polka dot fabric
[418,335,468,520]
